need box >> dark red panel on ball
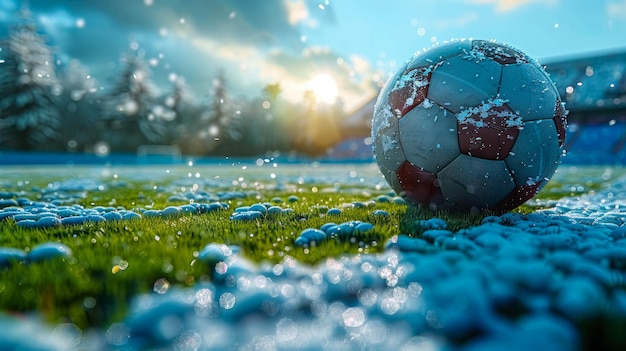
[396,161,444,208]
[388,67,432,117]
[495,182,542,212]
[457,104,521,160]
[553,100,567,148]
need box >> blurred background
[0,0,625,164]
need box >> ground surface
[1,161,625,350]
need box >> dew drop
[153,278,170,294]
[106,323,131,346]
[342,307,366,327]
[219,292,236,309]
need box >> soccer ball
[371,39,567,213]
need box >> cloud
[608,0,626,19]
[285,0,309,25]
[0,0,371,111]
[21,0,308,49]
[261,47,380,111]
[467,0,554,12]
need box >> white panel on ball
[498,63,559,122]
[372,108,406,174]
[438,155,515,209]
[427,55,502,114]
[505,119,561,187]
[405,40,472,72]
[399,103,460,172]
[377,161,402,193]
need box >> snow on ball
[371,39,566,212]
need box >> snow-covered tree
[100,49,169,151]
[163,75,195,117]
[57,59,100,151]
[205,70,243,143]
[161,75,204,152]
[0,8,61,150]
[178,70,244,155]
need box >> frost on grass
[4,166,626,350]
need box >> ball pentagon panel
[471,40,530,65]
[387,66,432,116]
[396,161,444,209]
[553,100,568,147]
[399,103,460,172]
[374,61,408,115]
[496,183,543,212]
[456,99,522,160]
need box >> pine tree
[0,7,61,150]
[162,75,201,149]
[181,70,244,155]
[164,75,195,117]
[100,49,168,151]
[207,71,242,143]
[57,59,99,151]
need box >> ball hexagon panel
[372,109,405,174]
[471,40,530,65]
[498,63,559,122]
[388,66,432,116]
[405,40,472,72]
[396,161,444,209]
[505,119,560,187]
[399,104,460,172]
[456,100,521,160]
[437,154,515,210]
[427,55,502,114]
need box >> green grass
[0,163,622,329]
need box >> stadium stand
[544,50,626,163]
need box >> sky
[1,0,626,112]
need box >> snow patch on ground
[2,166,626,350]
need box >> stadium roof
[544,49,626,115]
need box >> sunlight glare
[309,74,339,104]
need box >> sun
[308,74,339,104]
